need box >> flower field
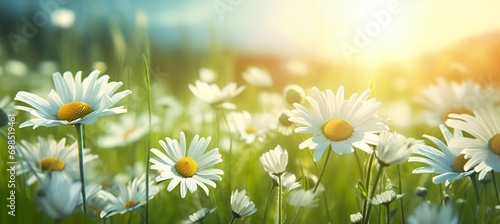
[1,1,500,224]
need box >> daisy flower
[371,190,404,205]
[188,80,245,110]
[38,175,85,220]
[408,124,474,186]
[100,173,160,218]
[446,105,500,180]
[199,67,217,83]
[242,67,273,88]
[185,207,216,223]
[288,189,319,208]
[289,86,387,161]
[418,77,498,126]
[17,136,98,185]
[408,202,458,224]
[376,131,422,167]
[150,132,223,198]
[270,172,301,190]
[350,212,363,224]
[230,189,257,219]
[228,111,275,144]
[260,145,288,176]
[98,112,159,148]
[15,70,131,128]
[283,85,305,106]
[276,110,294,136]
[36,172,81,220]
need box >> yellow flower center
[451,154,469,173]
[322,118,353,141]
[488,134,500,156]
[442,107,473,121]
[123,127,137,139]
[279,113,293,127]
[38,158,65,172]
[56,101,93,122]
[175,157,198,177]
[124,200,137,209]
[245,126,258,134]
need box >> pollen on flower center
[451,154,469,173]
[38,158,65,171]
[124,199,137,209]
[175,157,198,177]
[56,101,93,122]
[322,118,353,141]
[245,126,258,134]
[488,134,500,156]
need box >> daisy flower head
[15,70,131,129]
[100,173,160,218]
[418,77,498,126]
[446,105,500,180]
[350,212,363,224]
[188,80,245,110]
[98,112,159,148]
[185,207,216,223]
[371,190,404,205]
[17,136,98,185]
[150,132,223,198]
[260,144,288,176]
[242,67,273,88]
[228,111,275,144]
[230,189,257,219]
[409,124,474,186]
[408,202,458,224]
[276,110,294,136]
[283,84,305,106]
[376,131,422,167]
[289,86,387,161]
[288,189,319,208]
[37,172,81,220]
[270,172,301,190]
[199,67,217,83]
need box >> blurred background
[1,1,500,223]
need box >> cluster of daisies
[3,65,500,223]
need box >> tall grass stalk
[142,53,153,224]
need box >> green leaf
[358,180,367,198]
[390,208,399,217]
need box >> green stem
[263,186,276,223]
[291,208,301,224]
[397,165,406,224]
[222,110,233,191]
[143,54,153,224]
[75,124,87,215]
[470,174,481,204]
[362,153,375,222]
[363,164,384,224]
[491,171,500,204]
[313,148,332,193]
[353,149,364,180]
[229,216,237,224]
[278,174,283,224]
[385,204,390,224]
[294,127,332,222]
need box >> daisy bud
[415,187,428,198]
[283,85,305,106]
